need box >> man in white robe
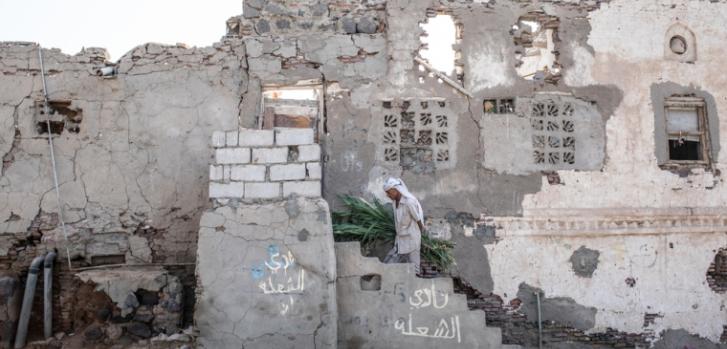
[383,177,425,276]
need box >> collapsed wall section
[195,127,336,349]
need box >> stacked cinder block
[208,127,321,199]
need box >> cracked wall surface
[0,40,246,343]
[195,196,336,349]
[2,0,727,347]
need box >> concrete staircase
[336,241,521,349]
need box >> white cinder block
[275,127,315,146]
[209,182,245,198]
[226,131,239,146]
[211,131,226,147]
[216,148,250,164]
[209,165,224,181]
[270,164,306,181]
[230,165,266,181]
[245,182,281,199]
[283,181,321,197]
[223,166,231,181]
[251,147,288,164]
[297,144,321,162]
[239,129,275,146]
[306,162,322,179]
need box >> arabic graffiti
[394,314,461,342]
[250,244,306,295]
[409,282,449,309]
[394,281,461,342]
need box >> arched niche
[664,23,696,63]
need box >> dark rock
[95,306,112,321]
[127,322,152,338]
[341,17,357,34]
[133,307,154,323]
[357,17,379,34]
[256,19,271,34]
[276,19,291,30]
[297,229,310,242]
[84,325,104,341]
[135,289,159,306]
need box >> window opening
[512,12,561,83]
[261,82,324,140]
[484,98,515,114]
[418,12,463,83]
[664,96,710,164]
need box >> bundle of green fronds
[332,195,455,271]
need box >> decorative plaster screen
[530,99,576,166]
[381,99,453,172]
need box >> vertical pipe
[14,255,45,349]
[37,46,73,271]
[536,291,543,349]
[43,252,56,339]
[1,275,20,349]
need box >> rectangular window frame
[663,96,711,167]
[259,79,325,141]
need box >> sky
[0,0,242,61]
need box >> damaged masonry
[1,0,727,348]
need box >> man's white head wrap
[383,177,424,221]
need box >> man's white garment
[393,196,422,255]
[383,177,423,274]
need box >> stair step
[336,242,522,348]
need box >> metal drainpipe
[43,251,57,339]
[536,291,543,349]
[14,254,45,349]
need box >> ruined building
[1,0,727,348]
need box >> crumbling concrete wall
[2,0,727,347]
[336,241,519,349]
[0,40,246,342]
[194,128,336,348]
[227,0,727,347]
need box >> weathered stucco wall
[2,0,727,347]
[0,40,246,342]
[0,41,245,265]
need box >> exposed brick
[306,162,322,179]
[274,127,314,146]
[211,131,226,147]
[230,165,266,181]
[270,163,306,181]
[283,181,321,197]
[239,129,275,146]
[209,182,245,198]
[209,165,224,181]
[215,148,251,164]
[244,182,281,199]
[251,147,288,164]
[226,131,239,146]
[297,144,320,162]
